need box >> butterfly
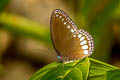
[50,9,94,62]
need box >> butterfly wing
[50,9,94,60]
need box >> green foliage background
[0,0,120,80]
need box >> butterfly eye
[50,9,94,61]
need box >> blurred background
[0,0,120,80]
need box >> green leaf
[30,58,119,80]
[0,0,9,11]
[30,62,59,80]
[30,58,90,80]
[88,58,118,80]
[106,69,120,80]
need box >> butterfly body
[50,9,94,61]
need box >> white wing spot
[62,18,64,21]
[82,45,88,49]
[80,36,85,41]
[89,43,91,46]
[67,25,70,28]
[71,29,74,33]
[80,40,87,45]
[88,41,91,43]
[64,22,66,25]
[73,35,76,37]
[59,16,62,18]
[56,14,58,17]
[88,38,90,40]
[84,50,88,54]
[78,34,82,38]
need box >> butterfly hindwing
[50,9,94,60]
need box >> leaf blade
[106,69,120,80]
[30,58,90,80]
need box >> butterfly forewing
[50,9,94,60]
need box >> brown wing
[50,9,94,60]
